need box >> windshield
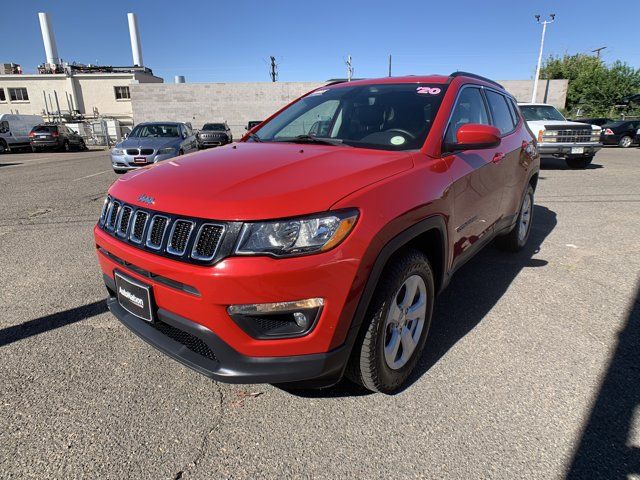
[520,105,566,122]
[202,124,226,131]
[130,124,180,138]
[252,83,448,150]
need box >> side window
[486,90,516,135]
[445,87,490,144]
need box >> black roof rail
[448,71,504,89]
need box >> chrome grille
[543,128,593,143]
[107,201,120,230]
[117,206,133,236]
[98,196,227,264]
[146,216,169,250]
[167,220,195,256]
[130,211,148,243]
[192,224,225,261]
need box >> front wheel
[566,156,593,169]
[346,249,434,394]
[0,140,7,154]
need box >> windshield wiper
[273,135,347,146]
[247,132,263,142]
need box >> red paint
[95,73,539,361]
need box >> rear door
[484,89,524,222]
[444,86,505,264]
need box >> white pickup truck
[518,103,602,169]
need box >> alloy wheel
[383,274,428,370]
[518,191,532,242]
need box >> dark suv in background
[197,122,232,149]
[29,124,87,152]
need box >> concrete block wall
[131,79,569,138]
[131,82,324,138]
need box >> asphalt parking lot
[1,147,639,479]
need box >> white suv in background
[519,103,602,169]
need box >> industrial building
[0,13,162,130]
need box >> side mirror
[447,124,501,152]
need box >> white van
[0,114,45,153]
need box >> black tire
[62,140,70,152]
[566,156,593,169]
[496,185,534,252]
[79,139,88,151]
[178,149,184,155]
[618,135,632,148]
[346,248,435,394]
[0,140,7,154]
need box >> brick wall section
[131,79,568,138]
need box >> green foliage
[541,54,640,117]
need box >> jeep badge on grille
[138,194,155,205]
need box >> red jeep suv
[95,73,539,393]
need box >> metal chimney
[38,13,60,66]
[174,75,185,84]
[127,13,143,67]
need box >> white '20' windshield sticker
[416,87,441,95]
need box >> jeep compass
[95,73,540,393]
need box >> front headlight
[235,210,358,257]
[157,147,176,155]
[112,148,124,155]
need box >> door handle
[492,152,505,163]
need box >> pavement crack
[174,383,225,479]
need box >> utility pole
[269,56,278,82]
[388,54,392,77]
[532,13,555,103]
[591,46,607,58]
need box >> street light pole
[532,14,555,103]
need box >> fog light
[227,298,323,339]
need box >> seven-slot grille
[99,197,226,264]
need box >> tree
[541,54,640,117]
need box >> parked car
[95,72,540,393]
[572,117,612,127]
[519,103,602,169]
[197,122,232,149]
[246,120,262,131]
[0,114,44,153]
[110,122,198,173]
[29,124,87,152]
[600,120,640,148]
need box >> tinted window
[129,124,180,138]
[32,125,56,133]
[255,83,448,151]
[202,124,226,131]
[445,87,490,144]
[486,90,516,134]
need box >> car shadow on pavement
[540,157,604,170]
[565,284,640,479]
[402,204,557,392]
[0,162,22,167]
[0,300,108,348]
[285,205,557,398]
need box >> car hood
[526,119,599,130]
[108,142,414,220]
[118,137,181,150]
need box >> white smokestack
[127,13,143,67]
[174,75,185,84]
[38,12,60,66]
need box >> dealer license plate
[114,270,154,322]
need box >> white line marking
[72,170,110,181]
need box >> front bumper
[537,142,602,157]
[104,277,350,385]
[111,151,178,170]
[197,137,230,148]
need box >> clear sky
[2,0,637,83]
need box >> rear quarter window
[485,90,516,135]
